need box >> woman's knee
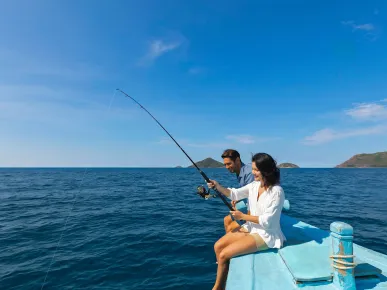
[214,239,224,253]
[224,215,231,225]
[218,249,231,263]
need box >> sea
[0,168,386,289]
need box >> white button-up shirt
[228,181,286,248]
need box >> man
[221,149,254,233]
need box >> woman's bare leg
[214,230,247,263]
[213,234,268,290]
[223,215,231,232]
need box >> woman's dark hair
[252,153,280,187]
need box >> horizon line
[1,166,383,169]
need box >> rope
[330,254,356,270]
[330,254,355,258]
[331,264,356,270]
[40,90,117,289]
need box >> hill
[278,162,299,168]
[187,157,224,168]
[336,151,387,168]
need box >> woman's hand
[229,210,245,221]
[207,179,219,190]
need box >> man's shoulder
[241,162,252,172]
[239,162,254,186]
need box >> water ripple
[0,168,386,289]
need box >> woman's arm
[258,187,285,229]
[257,187,284,229]
[230,186,284,227]
[207,179,250,201]
[229,210,259,223]
[207,179,231,197]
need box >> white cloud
[303,126,387,145]
[303,100,387,145]
[156,134,278,149]
[341,21,379,41]
[187,142,229,148]
[156,137,173,145]
[226,135,256,144]
[138,34,186,66]
[0,48,105,81]
[0,85,136,129]
[344,102,387,121]
[226,134,280,144]
[156,137,227,148]
[341,21,375,31]
[148,40,181,59]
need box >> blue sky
[1,0,387,167]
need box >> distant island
[187,157,224,168]
[181,158,300,168]
[175,151,387,168]
[278,162,299,168]
[336,151,387,168]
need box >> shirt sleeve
[228,183,251,201]
[258,186,285,230]
[244,170,254,185]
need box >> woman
[207,153,286,290]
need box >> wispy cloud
[226,134,280,144]
[0,48,106,81]
[157,134,278,148]
[138,34,186,66]
[303,126,387,145]
[187,142,229,148]
[344,102,387,121]
[148,40,181,59]
[0,85,136,130]
[156,137,173,145]
[155,136,227,148]
[341,21,379,40]
[341,21,375,31]
[226,135,256,144]
[303,100,387,145]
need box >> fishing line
[40,90,117,290]
[116,89,243,225]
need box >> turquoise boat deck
[226,214,387,289]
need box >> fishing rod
[116,88,240,218]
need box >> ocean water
[0,168,386,289]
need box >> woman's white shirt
[228,181,286,249]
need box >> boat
[226,201,387,289]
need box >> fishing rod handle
[211,187,244,226]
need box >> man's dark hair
[252,153,280,187]
[221,149,241,162]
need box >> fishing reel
[196,185,217,200]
